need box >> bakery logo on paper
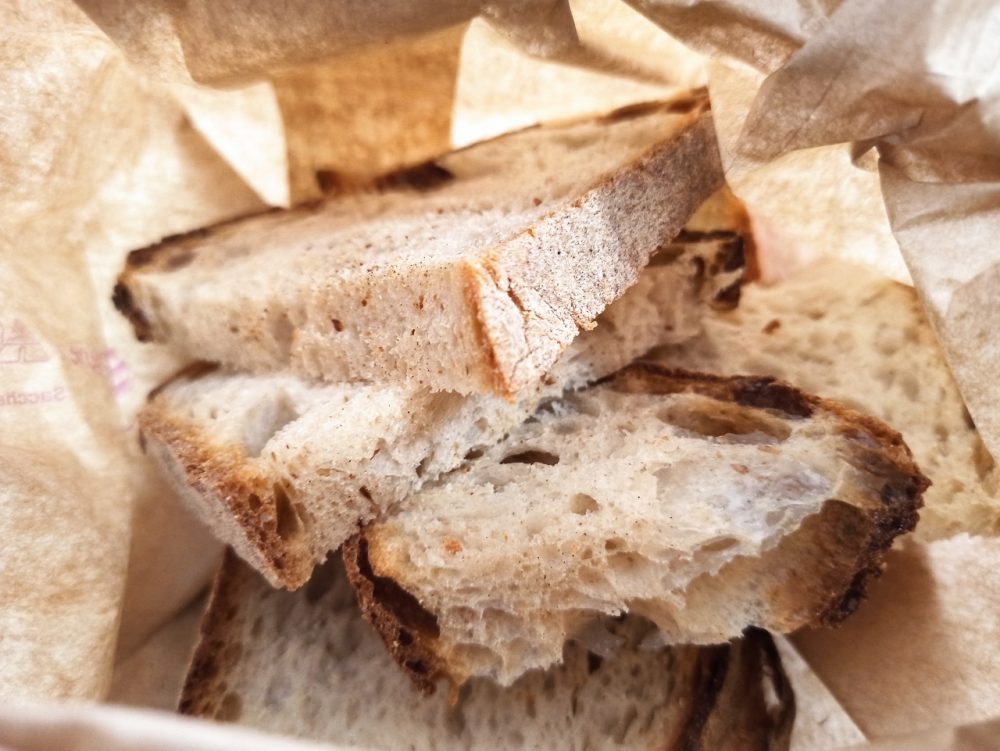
[68,346,132,396]
[0,319,49,365]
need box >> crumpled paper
[0,702,359,751]
[627,0,1000,464]
[795,535,1000,739]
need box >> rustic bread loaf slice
[113,93,722,396]
[344,365,928,689]
[179,551,795,750]
[652,258,1000,540]
[138,220,747,589]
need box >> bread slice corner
[114,93,723,396]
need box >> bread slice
[113,94,722,396]
[179,550,795,750]
[138,213,747,590]
[652,258,1000,540]
[343,364,928,689]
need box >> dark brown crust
[138,404,314,590]
[606,364,818,418]
[681,629,795,750]
[353,365,928,687]
[342,535,446,695]
[178,549,248,719]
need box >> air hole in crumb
[415,456,431,478]
[570,493,600,515]
[217,691,242,722]
[244,396,298,457]
[398,629,413,646]
[973,437,997,481]
[331,318,344,332]
[247,493,262,512]
[563,393,602,418]
[273,484,301,541]
[554,420,581,435]
[699,536,739,553]
[657,398,791,441]
[605,538,624,552]
[464,447,484,461]
[500,449,560,466]
[525,515,546,536]
[359,485,373,501]
[270,312,295,358]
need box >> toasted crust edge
[350,365,928,685]
[178,549,249,719]
[342,535,446,695]
[138,367,315,590]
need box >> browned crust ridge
[139,366,315,589]
[178,549,252,720]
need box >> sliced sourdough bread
[113,93,723,396]
[652,258,1000,540]
[179,551,795,750]
[138,212,747,590]
[344,364,928,689]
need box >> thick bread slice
[179,551,795,750]
[113,93,723,396]
[653,258,1000,540]
[138,219,747,589]
[344,365,928,688]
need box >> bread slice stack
[116,93,931,747]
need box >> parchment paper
[795,535,1000,738]
[627,0,1000,462]
[0,0,261,698]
